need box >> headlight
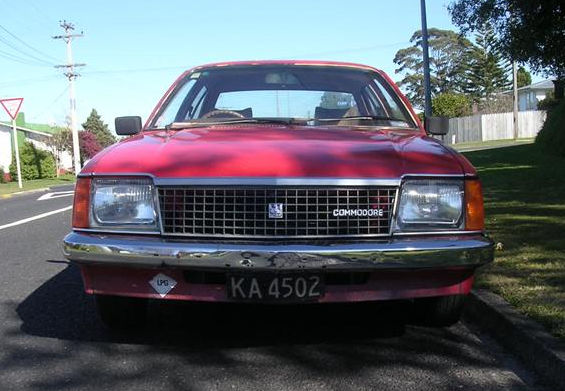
[90,177,158,231]
[395,179,464,231]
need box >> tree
[479,94,513,114]
[517,66,532,88]
[82,109,116,148]
[536,98,565,156]
[9,142,56,181]
[449,0,565,98]
[79,131,102,163]
[46,128,72,177]
[432,93,471,118]
[394,28,474,108]
[462,23,511,100]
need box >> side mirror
[424,116,449,135]
[115,116,142,136]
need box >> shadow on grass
[464,144,565,338]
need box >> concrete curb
[464,289,565,390]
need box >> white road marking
[0,205,72,231]
[37,191,75,201]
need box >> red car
[63,60,493,329]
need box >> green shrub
[0,166,5,183]
[9,142,56,181]
[432,93,472,118]
[536,98,565,157]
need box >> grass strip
[0,174,76,196]
[464,143,565,339]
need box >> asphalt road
[0,186,550,391]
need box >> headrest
[207,107,253,118]
[230,107,253,118]
[233,107,253,118]
[314,107,349,119]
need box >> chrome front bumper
[62,232,494,271]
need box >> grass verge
[0,174,76,196]
[452,138,534,151]
[463,143,565,339]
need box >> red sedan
[63,61,493,329]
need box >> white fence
[445,110,546,144]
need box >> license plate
[227,273,324,302]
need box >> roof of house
[0,122,53,137]
[517,79,555,92]
[22,122,66,134]
[502,79,555,95]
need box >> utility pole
[512,61,519,140]
[53,21,85,176]
[420,0,432,119]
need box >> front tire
[95,295,148,331]
[413,294,467,327]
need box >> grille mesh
[158,187,396,238]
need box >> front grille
[158,187,396,238]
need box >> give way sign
[0,98,24,120]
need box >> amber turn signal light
[465,179,484,231]
[72,177,91,228]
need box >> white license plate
[227,273,324,302]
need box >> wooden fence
[444,110,546,144]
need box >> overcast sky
[0,0,541,130]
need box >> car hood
[81,125,472,178]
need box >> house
[516,80,554,111]
[0,121,72,174]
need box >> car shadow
[8,264,544,391]
[16,264,408,348]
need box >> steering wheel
[201,109,246,119]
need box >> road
[0,186,550,391]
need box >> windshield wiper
[168,117,305,129]
[315,115,410,124]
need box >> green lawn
[0,174,76,196]
[463,144,565,339]
[452,138,534,151]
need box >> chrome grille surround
[158,186,397,238]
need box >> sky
[0,0,541,131]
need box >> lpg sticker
[149,273,177,297]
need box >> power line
[83,65,189,75]
[287,41,411,58]
[0,32,54,66]
[0,74,60,88]
[0,47,53,67]
[80,41,411,76]
[0,23,59,63]
[29,85,70,121]
[25,1,55,30]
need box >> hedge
[536,99,565,157]
[9,141,56,181]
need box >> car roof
[188,60,381,73]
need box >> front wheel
[95,295,148,331]
[412,294,467,327]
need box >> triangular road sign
[0,98,24,120]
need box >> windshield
[150,65,416,129]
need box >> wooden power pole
[53,21,85,175]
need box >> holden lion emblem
[268,203,284,219]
